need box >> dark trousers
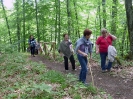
[30,46,35,55]
[100,52,112,70]
[63,55,75,70]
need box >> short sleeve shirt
[96,35,113,53]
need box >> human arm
[77,49,88,57]
[89,53,92,59]
[58,43,64,56]
[96,44,99,54]
[108,33,117,40]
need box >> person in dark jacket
[28,35,36,57]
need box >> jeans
[63,55,75,70]
[77,54,88,83]
[100,52,112,70]
[30,46,35,55]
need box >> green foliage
[0,0,132,59]
[86,84,98,95]
[0,52,114,99]
[42,70,66,84]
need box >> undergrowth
[0,52,113,99]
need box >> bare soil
[29,55,133,99]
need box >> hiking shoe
[84,83,89,87]
[102,70,106,73]
[72,69,77,71]
[107,69,111,72]
[65,70,69,72]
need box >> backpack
[29,39,36,47]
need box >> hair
[83,29,92,36]
[29,35,34,39]
[101,28,108,33]
[63,33,68,37]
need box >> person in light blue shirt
[75,29,93,85]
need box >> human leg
[100,53,108,71]
[69,55,75,70]
[32,46,35,56]
[106,61,113,71]
[77,54,88,83]
[63,56,69,70]
[30,47,33,55]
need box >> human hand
[90,56,92,60]
[60,53,64,56]
[96,50,99,54]
[83,53,88,57]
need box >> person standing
[28,35,36,57]
[58,34,76,71]
[75,29,93,85]
[96,28,117,73]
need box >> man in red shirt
[96,28,117,73]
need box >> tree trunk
[125,0,133,59]
[58,0,61,44]
[102,0,106,28]
[66,0,71,35]
[35,0,40,42]
[98,3,102,30]
[55,0,58,43]
[16,0,21,52]
[1,0,12,44]
[23,0,26,52]
[86,13,89,28]
[73,0,80,38]
[121,25,127,56]
[111,0,118,35]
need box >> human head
[101,28,108,37]
[29,35,34,39]
[63,33,69,41]
[83,29,92,39]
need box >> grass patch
[0,52,113,99]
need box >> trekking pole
[87,57,95,86]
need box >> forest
[0,0,133,98]
[0,0,133,59]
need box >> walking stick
[87,57,95,86]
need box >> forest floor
[29,54,133,99]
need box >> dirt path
[29,55,133,99]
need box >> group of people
[58,28,117,85]
[28,28,117,85]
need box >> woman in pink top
[96,28,117,73]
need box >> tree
[125,0,133,59]
[66,0,71,35]
[73,0,80,38]
[111,0,118,35]
[23,0,26,52]
[16,0,21,52]
[1,0,12,44]
[102,0,106,28]
[35,0,40,42]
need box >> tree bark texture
[102,0,106,28]
[125,0,133,59]
[35,0,40,42]
[23,0,26,52]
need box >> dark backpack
[29,39,36,47]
